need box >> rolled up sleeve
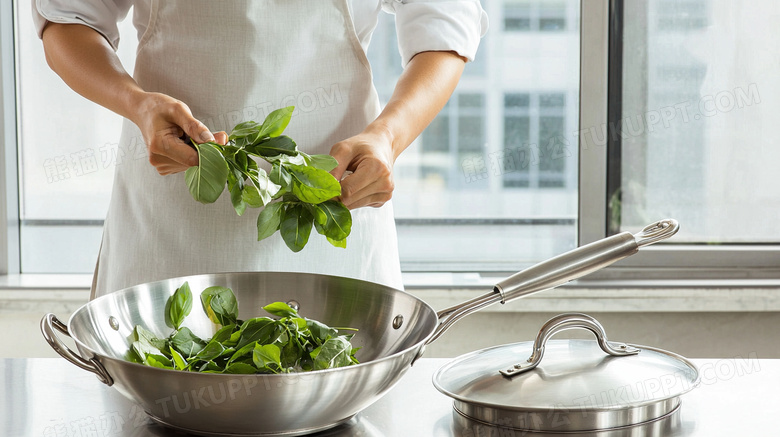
[381,0,489,68]
[32,0,133,50]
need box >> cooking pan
[41,219,678,436]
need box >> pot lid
[433,313,700,432]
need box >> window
[504,0,568,32]
[3,0,777,281]
[502,92,570,189]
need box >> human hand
[329,128,396,209]
[132,92,227,175]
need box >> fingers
[330,138,395,209]
[213,131,228,145]
[139,95,226,175]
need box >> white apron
[92,0,403,298]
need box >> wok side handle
[425,219,679,346]
[41,314,114,386]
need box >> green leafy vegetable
[128,283,359,375]
[165,282,193,330]
[185,106,352,251]
[185,142,229,204]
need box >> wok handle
[499,313,639,377]
[40,314,114,386]
[427,219,679,345]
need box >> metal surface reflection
[451,406,683,437]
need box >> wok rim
[67,271,441,379]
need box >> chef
[33,1,488,298]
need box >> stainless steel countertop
[1,357,778,436]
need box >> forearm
[368,51,466,161]
[41,23,146,123]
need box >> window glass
[371,0,581,271]
[616,0,779,243]
[16,1,136,272]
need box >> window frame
[1,0,778,283]
[1,0,20,276]
[578,0,780,282]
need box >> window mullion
[578,0,610,246]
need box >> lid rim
[452,399,684,433]
[434,340,701,411]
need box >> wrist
[363,121,399,161]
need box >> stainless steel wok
[41,219,679,436]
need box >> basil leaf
[311,337,354,370]
[314,200,352,241]
[169,346,188,370]
[326,236,347,248]
[165,282,193,330]
[306,319,338,344]
[229,121,261,141]
[253,344,282,371]
[256,106,294,140]
[171,327,206,358]
[280,203,313,252]
[256,202,283,241]
[200,286,239,326]
[249,136,298,157]
[228,172,247,216]
[145,354,174,369]
[191,339,227,362]
[287,165,342,204]
[243,170,279,208]
[269,163,292,198]
[263,302,298,318]
[185,142,229,204]
[223,363,258,374]
[133,326,167,351]
[308,154,339,172]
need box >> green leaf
[132,325,167,351]
[132,340,163,362]
[145,354,174,369]
[249,136,298,157]
[243,171,279,208]
[253,343,282,370]
[165,282,193,330]
[200,286,239,326]
[185,142,229,204]
[256,202,283,241]
[237,317,277,349]
[191,339,226,362]
[313,200,352,241]
[264,153,307,166]
[308,154,339,172]
[326,236,347,248]
[228,172,247,216]
[279,203,314,252]
[256,106,294,140]
[269,163,292,198]
[211,324,237,344]
[311,337,354,370]
[171,327,206,358]
[263,302,299,318]
[288,165,342,204]
[169,346,188,370]
[306,319,339,344]
[229,121,261,140]
[223,362,258,374]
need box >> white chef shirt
[31,0,488,67]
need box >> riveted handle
[41,314,114,386]
[500,313,640,377]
